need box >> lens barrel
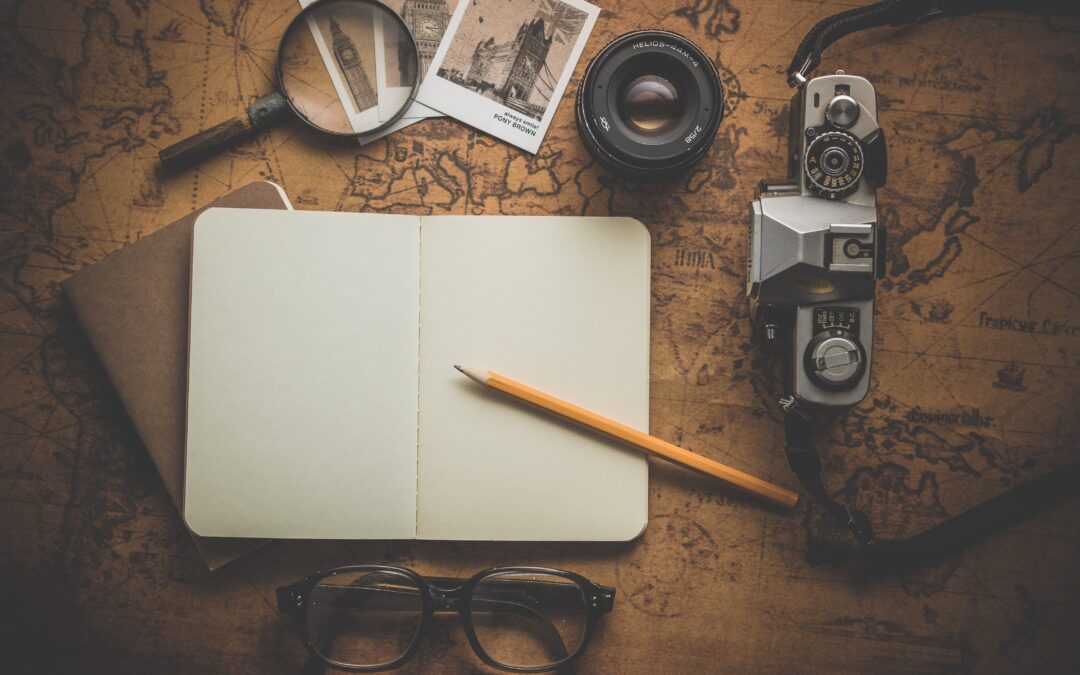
[576,30,724,181]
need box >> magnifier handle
[159,116,252,168]
[159,93,287,169]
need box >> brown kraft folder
[61,181,291,570]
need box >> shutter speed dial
[804,130,864,199]
[805,329,865,389]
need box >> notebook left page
[185,209,421,539]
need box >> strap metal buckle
[778,395,812,421]
[788,56,813,88]
[844,507,877,548]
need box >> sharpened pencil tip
[453,364,463,373]
[454,365,489,385]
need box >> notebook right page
[417,216,650,540]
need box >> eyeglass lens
[471,572,588,669]
[306,570,423,668]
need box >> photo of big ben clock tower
[329,15,377,111]
[401,0,450,77]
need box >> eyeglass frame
[276,565,616,673]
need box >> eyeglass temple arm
[424,576,616,613]
[278,577,614,613]
[306,582,572,645]
[283,580,580,662]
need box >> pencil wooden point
[454,365,489,385]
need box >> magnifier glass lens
[279,0,419,136]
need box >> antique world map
[1,0,1077,672]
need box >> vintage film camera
[746,72,886,408]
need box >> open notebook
[184,209,651,540]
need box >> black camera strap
[780,398,876,548]
[774,0,1080,572]
[779,396,1079,570]
[787,0,1078,87]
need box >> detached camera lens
[576,30,724,181]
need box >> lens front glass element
[306,570,423,668]
[279,0,418,135]
[470,572,588,669]
[618,75,684,135]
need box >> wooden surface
[2,0,1078,672]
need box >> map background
[0,0,1077,672]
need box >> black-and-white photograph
[383,0,457,86]
[373,0,459,121]
[309,2,380,114]
[417,0,597,152]
[435,0,589,121]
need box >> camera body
[747,72,887,408]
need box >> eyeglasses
[277,565,615,672]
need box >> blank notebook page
[417,216,651,540]
[184,209,421,538]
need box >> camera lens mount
[804,130,863,199]
[576,30,724,181]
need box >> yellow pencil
[454,366,799,510]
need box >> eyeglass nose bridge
[428,583,467,613]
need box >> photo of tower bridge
[436,0,588,122]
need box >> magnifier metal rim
[275,0,421,138]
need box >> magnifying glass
[159,0,419,169]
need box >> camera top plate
[794,73,880,208]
